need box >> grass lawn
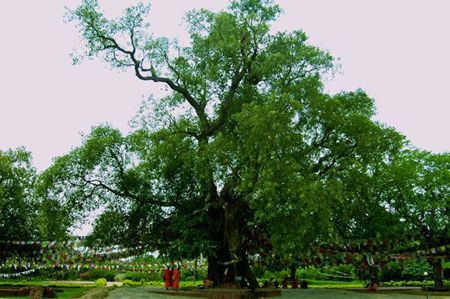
[54,287,90,298]
[0,284,91,298]
[306,279,364,288]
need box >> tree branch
[86,18,210,133]
[205,41,259,136]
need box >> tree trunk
[290,263,297,280]
[205,200,227,287]
[237,251,260,289]
[206,228,229,287]
[432,257,444,289]
[369,265,378,289]
[207,255,224,287]
[224,199,260,289]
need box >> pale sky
[1,0,449,172]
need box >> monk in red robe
[172,265,180,289]
[164,265,172,290]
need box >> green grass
[0,287,89,299]
[55,287,90,298]
[306,279,364,288]
[0,280,94,288]
[350,288,450,297]
[0,283,92,298]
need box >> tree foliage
[383,150,450,246]
[0,148,37,240]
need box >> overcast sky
[1,0,449,172]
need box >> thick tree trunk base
[237,254,259,289]
[431,257,444,289]
[207,256,226,288]
[290,263,297,280]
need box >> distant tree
[49,0,406,287]
[383,150,450,288]
[0,148,41,264]
[0,148,38,241]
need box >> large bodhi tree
[45,0,405,287]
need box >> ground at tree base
[148,287,281,299]
[106,288,450,299]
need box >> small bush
[381,280,434,287]
[322,264,355,281]
[79,270,116,281]
[401,260,431,281]
[262,269,289,281]
[181,267,207,281]
[380,261,403,282]
[114,273,127,282]
[95,278,107,287]
[297,267,321,280]
[123,279,140,287]
[123,271,158,282]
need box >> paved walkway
[106,287,450,299]
[282,289,450,298]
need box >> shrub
[322,264,355,281]
[123,279,140,287]
[79,270,116,281]
[380,262,403,282]
[381,280,434,287]
[114,273,127,282]
[297,267,321,280]
[123,271,163,282]
[401,260,431,281]
[252,264,266,278]
[181,267,207,281]
[262,269,289,281]
[95,278,107,287]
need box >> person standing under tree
[172,264,180,290]
[163,265,172,290]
